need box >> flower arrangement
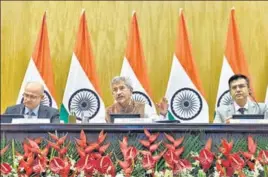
[1,130,268,177]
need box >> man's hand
[156,97,169,116]
[225,116,232,124]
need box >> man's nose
[235,87,241,92]
[116,89,123,94]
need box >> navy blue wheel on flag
[21,90,52,107]
[132,91,152,106]
[217,90,233,107]
[170,88,202,121]
[68,88,100,119]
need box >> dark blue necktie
[238,108,245,115]
[27,111,35,118]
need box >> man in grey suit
[4,82,60,123]
[214,74,268,123]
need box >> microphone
[249,91,262,114]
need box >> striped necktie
[238,108,245,115]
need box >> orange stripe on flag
[74,11,101,96]
[175,10,205,98]
[125,12,152,97]
[32,12,56,99]
[225,9,254,96]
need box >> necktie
[27,111,35,118]
[238,108,245,115]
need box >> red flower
[98,130,107,144]
[228,153,245,171]
[32,156,47,174]
[216,139,245,177]
[0,145,9,156]
[98,156,116,177]
[119,136,138,176]
[194,138,214,172]
[142,154,156,170]
[173,159,192,174]
[257,150,268,165]
[195,149,214,172]
[0,163,12,175]
[163,149,178,169]
[75,154,97,174]
[219,139,233,156]
[75,130,87,148]
[247,136,257,155]
[49,157,71,177]
[125,146,138,161]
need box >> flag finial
[132,10,136,16]
[231,7,235,10]
[81,8,86,15]
[179,8,183,15]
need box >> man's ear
[248,88,252,95]
[40,94,45,100]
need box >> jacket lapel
[247,100,256,114]
[14,104,25,114]
[38,105,48,118]
[226,104,235,117]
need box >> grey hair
[111,76,133,92]
[25,81,45,95]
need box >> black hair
[228,74,250,88]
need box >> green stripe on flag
[168,111,176,120]
[60,104,69,123]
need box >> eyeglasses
[22,93,40,100]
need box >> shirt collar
[233,101,249,112]
[24,105,40,116]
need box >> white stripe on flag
[165,55,209,123]
[16,58,57,108]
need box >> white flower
[115,174,125,177]
[212,170,220,177]
[192,160,200,166]
[190,151,199,157]
[154,171,164,177]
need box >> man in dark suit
[4,82,60,123]
[214,74,268,123]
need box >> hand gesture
[156,97,169,116]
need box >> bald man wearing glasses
[4,82,60,123]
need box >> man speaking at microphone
[214,74,268,123]
[4,81,60,123]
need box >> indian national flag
[165,9,209,123]
[60,10,105,123]
[120,11,156,113]
[16,12,57,109]
[215,8,253,111]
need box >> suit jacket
[4,104,60,123]
[214,101,268,123]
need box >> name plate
[230,119,268,124]
[12,118,50,124]
[114,118,152,124]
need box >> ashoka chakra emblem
[217,90,233,107]
[68,88,100,119]
[170,88,202,121]
[21,90,52,107]
[132,91,152,106]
